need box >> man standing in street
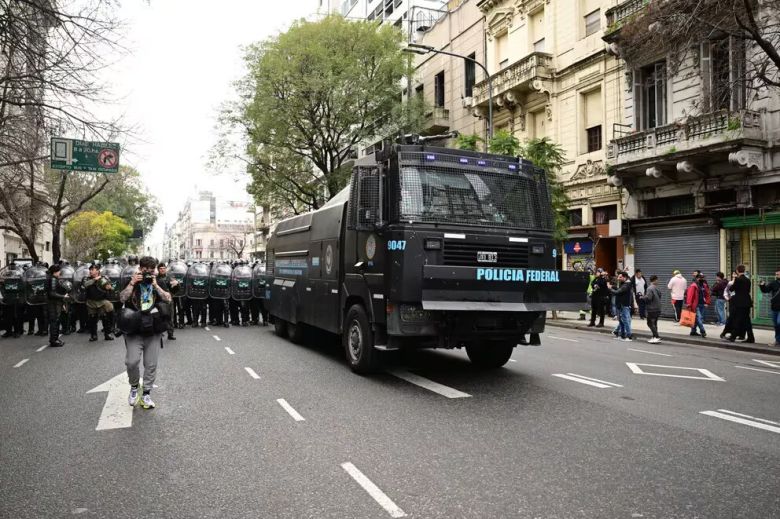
[667,270,687,322]
[759,268,780,347]
[46,264,70,347]
[608,271,633,341]
[631,269,647,320]
[83,262,115,342]
[155,262,180,341]
[120,256,172,410]
[587,268,608,328]
[642,275,663,343]
[726,265,755,344]
[712,272,728,326]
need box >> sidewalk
[547,311,780,356]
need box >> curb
[546,319,780,357]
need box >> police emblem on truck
[477,251,498,263]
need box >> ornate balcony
[471,52,553,109]
[420,107,450,135]
[606,110,768,179]
[603,0,649,42]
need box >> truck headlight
[424,239,442,250]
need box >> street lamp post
[403,42,493,140]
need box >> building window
[593,205,617,225]
[533,39,546,53]
[587,126,602,153]
[220,239,224,247]
[701,36,746,112]
[464,53,476,98]
[584,9,600,36]
[634,61,667,130]
[210,251,214,258]
[568,209,583,227]
[210,239,214,246]
[45,241,50,251]
[196,239,201,247]
[531,109,545,139]
[646,196,696,218]
[495,31,508,70]
[530,9,545,52]
[434,71,445,107]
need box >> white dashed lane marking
[276,399,305,421]
[244,367,260,379]
[225,347,235,355]
[628,348,672,357]
[701,409,780,435]
[388,369,471,398]
[13,358,29,368]
[213,335,221,342]
[546,335,579,343]
[552,373,623,389]
[341,462,406,518]
[36,345,48,352]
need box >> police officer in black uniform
[82,262,115,342]
[46,264,70,347]
[155,262,180,340]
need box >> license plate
[477,251,498,263]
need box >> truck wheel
[344,304,380,374]
[466,342,514,368]
[274,319,288,338]
[287,322,304,344]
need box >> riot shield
[100,263,123,303]
[231,264,253,301]
[23,264,48,306]
[73,264,91,303]
[120,264,139,292]
[0,266,25,305]
[251,263,268,299]
[168,260,188,299]
[209,263,232,300]
[185,263,210,300]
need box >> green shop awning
[721,212,780,228]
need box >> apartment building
[165,192,255,262]
[603,0,780,323]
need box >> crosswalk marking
[700,409,780,435]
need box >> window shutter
[700,42,712,112]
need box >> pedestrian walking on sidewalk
[726,265,755,344]
[758,268,780,347]
[118,256,173,410]
[588,268,608,327]
[608,272,633,341]
[631,269,647,319]
[712,272,728,326]
[667,270,687,322]
[642,275,663,343]
[685,274,710,337]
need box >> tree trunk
[51,218,62,264]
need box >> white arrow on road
[87,372,133,431]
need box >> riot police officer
[0,264,25,338]
[83,262,115,342]
[155,262,180,340]
[46,264,70,347]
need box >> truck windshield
[397,166,554,230]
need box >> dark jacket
[610,282,632,309]
[759,278,780,312]
[46,275,68,312]
[712,278,728,298]
[642,284,663,313]
[731,275,752,309]
[591,277,608,300]
[83,275,112,302]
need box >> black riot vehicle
[209,263,232,300]
[267,144,588,373]
[23,264,48,306]
[185,263,209,300]
[168,260,188,298]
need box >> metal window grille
[394,152,553,231]
[586,125,602,152]
[347,167,381,230]
[266,248,274,276]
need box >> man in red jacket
[685,274,710,337]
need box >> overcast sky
[110,0,314,244]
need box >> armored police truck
[267,144,588,373]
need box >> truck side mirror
[348,166,383,231]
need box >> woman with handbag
[118,256,173,410]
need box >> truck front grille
[442,240,530,268]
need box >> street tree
[615,0,779,91]
[64,211,132,262]
[218,15,418,215]
[0,0,128,263]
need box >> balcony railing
[421,107,450,135]
[605,0,648,31]
[472,52,553,107]
[607,109,764,163]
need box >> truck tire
[344,304,380,374]
[287,321,304,344]
[466,342,513,368]
[274,319,288,338]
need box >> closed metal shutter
[634,225,720,319]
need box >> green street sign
[50,137,120,173]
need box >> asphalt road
[1,322,779,518]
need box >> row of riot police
[0,256,270,345]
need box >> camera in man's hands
[142,272,154,283]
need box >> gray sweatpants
[125,333,162,391]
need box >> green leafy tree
[455,133,484,151]
[218,15,419,214]
[64,211,133,262]
[487,132,570,243]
